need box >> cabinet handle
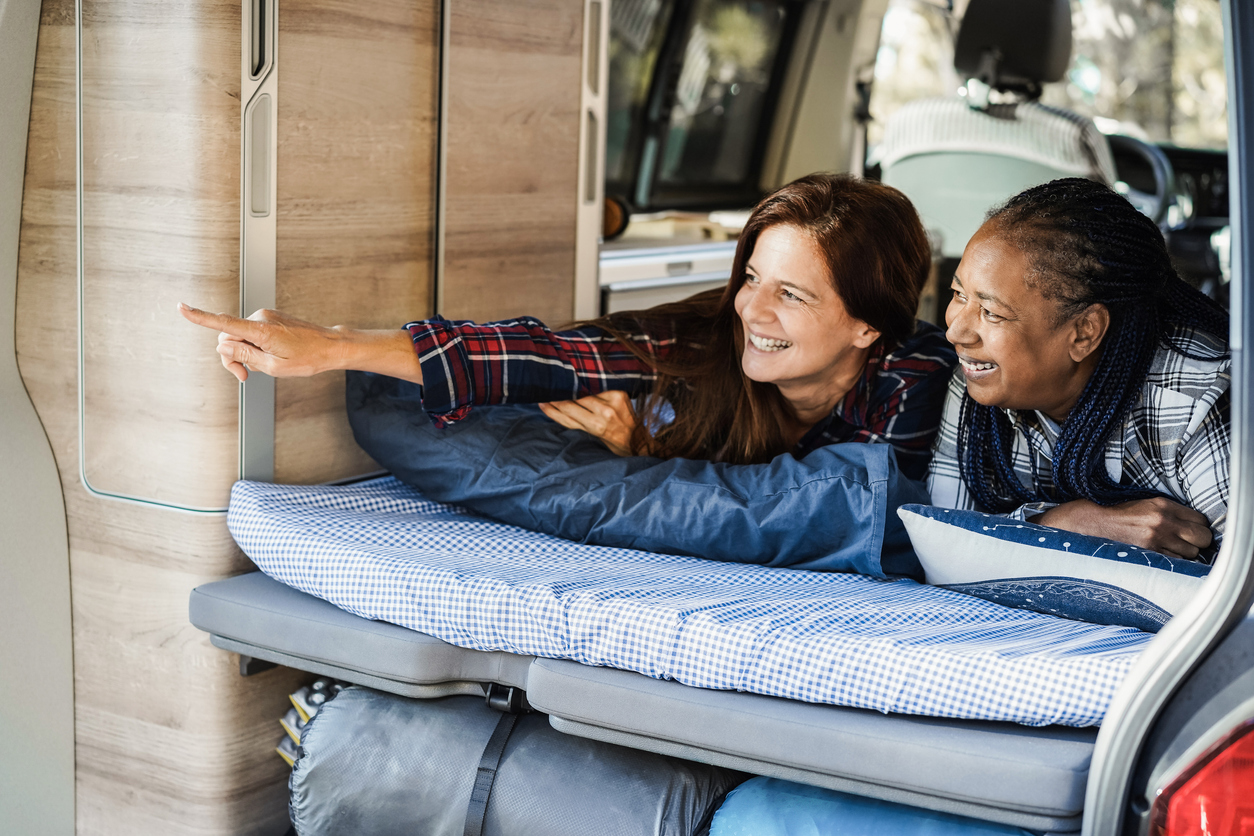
[249,0,271,79]
[587,1,602,94]
[585,109,598,204]
[248,94,271,217]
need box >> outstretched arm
[404,315,670,424]
[178,304,423,385]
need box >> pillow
[345,370,930,578]
[896,504,1211,632]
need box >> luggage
[290,686,744,836]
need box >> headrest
[954,0,1072,95]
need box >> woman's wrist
[334,327,424,384]
[1031,499,1096,530]
[329,326,375,372]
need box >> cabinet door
[439,0,587,326]
[272,0,441,485]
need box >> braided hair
[958,177,1229,512]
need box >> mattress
[229,476,1151,727]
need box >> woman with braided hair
[928,177,1230,561]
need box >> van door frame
[1082,1,1254,832]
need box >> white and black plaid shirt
[927,327,1231,551]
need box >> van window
[1039,0,1227,149]
[867,0,958,150]
[867,0,1228,152]
[606,0,678,196]
[606,0,802,212]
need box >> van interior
[2,0,1251,834]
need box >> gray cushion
[189,572,531,696]
[527,658,1096,833]
[190,572,1093,831]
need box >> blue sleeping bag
[346,371,928,579]
[709,778,1035,836]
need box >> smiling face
[733,224,880,420]
[946,224,1109,423]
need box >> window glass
[606,0,677,188]
[867,0,958,150]
[867,0,1226,152]
[1170,0,1228,149]
[1039,0,1227,149]
[652,0,789,191]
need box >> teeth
[749,334,792,351]
[960,358,997,371]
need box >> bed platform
[192,571,1093,831]
[528,659,1096,831]
[187,476,1154,832]
[191,572,532,698]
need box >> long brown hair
[593,173,930,463]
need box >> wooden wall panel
[77,0,242,510]
[16,0,580,832]
[441,0,584,326]
[16,2,318,833]
[273,0,440,485]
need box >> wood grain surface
[77,0,243,510]
[16,2,330,833]
[440,0,584,326]
[15,0,586,832]
[273,0,439,484]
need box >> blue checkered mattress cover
[229,477,1151,727]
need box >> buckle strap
[463,691,523,836]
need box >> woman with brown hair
[181,174,957,482]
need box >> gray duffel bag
[290,686,745,836]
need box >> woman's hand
[539,390,640,457]
[179,304,345,381]
[178,303,423,385]
[1032,497,1214,560]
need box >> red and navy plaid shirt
[405,316,957,480]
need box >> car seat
[877,0,1116,263]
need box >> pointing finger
[179,303,268,344]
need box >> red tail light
[1151,720,1254,836]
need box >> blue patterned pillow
[897,505,1211,633]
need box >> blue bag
[709,778,1035,836]
[346,371,927,578]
